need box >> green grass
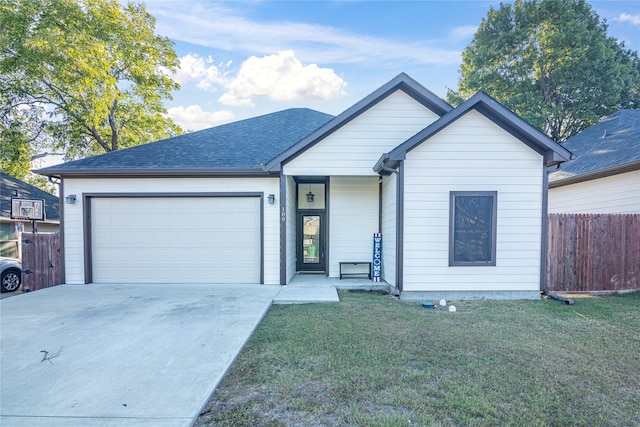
[196,291,640,427]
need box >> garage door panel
[91,197,261,284]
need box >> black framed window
[449,191,497,266]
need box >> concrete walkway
[1,283,340,427]
[273,285,339,304]
[288,273,388,291]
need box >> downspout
[373,155,402,297]
[544,292,575,305]
[378,176,382,233]
[540,166,550,294]
[378,163,398,233]
[396,162,404,296]
[380,165,401,296]
[379,164,399,175]
[541,155,574,305]
[324,177,330,278]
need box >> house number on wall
[281,207,286,222]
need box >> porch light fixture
[267,194,275,204]
[65,194,76,204]
[306,184,315,203]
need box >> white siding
[283,90,440,176]
[381,173,397,287]
[549,170,640,213]
[402,110,544,292]
[62,177,280,285]
[328,177,379,277]
[285,175,297,283]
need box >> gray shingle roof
[37,108,333,175]
[549,109,640,182]
[1,172,60,221]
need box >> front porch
[273,273,389,304]
[284,175,386,285]
[287,273,389,291]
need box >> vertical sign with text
[372,233,382,282]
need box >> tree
[0,0,182,168]
[448,0,640,141]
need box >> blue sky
[144,0,640,131]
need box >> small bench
[339,262,372,280]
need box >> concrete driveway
[0,283,282,427]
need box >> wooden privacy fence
[21,232,62,291]
[547,214,640,292]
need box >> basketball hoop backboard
[10,198,45,221]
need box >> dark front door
[297,212,325,272]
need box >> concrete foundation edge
[400,290,541,301]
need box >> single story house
[549,109,640,214]
[1,172,60,259]
[37,73,572,300]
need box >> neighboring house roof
[375,91,572,174]
[0,172,60,221]
[37,108,334,178]
[549,109,640,187]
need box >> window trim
[449,191,497,267]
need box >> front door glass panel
[302,215,320,264]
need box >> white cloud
[217,93,254,107]
[219,51,347,107]
[167,105,234,131]
[172,54,225,91]
[147,2,461,66]
[616,13,640,25]
[450,25,478,41]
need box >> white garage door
[91,197,261,284]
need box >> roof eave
[549,160,640,188]
[35,167,277,179]
[545,150,573,167]
[373,153,403,176]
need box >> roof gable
[1,172,60,221]
[37,109,333,177]
[265,73,453,171]
[376,91,572,173]
[549,109,640,184]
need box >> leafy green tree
[0,0,182,165]
[448,0,640,141]
[0,119,34,180]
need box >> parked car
[1,257,22,293]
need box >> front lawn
[196,291,640,426]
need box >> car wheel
[1,268,21,292]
